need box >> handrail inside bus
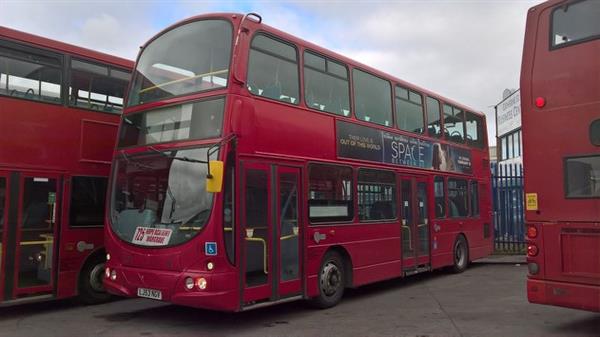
[138,69,229,94]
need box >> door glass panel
[401,180,413,259]
[279,172,299,282]
[19,177,56,287]
[244,169,269,287]
[417,182,429,257]
[0,177,5,273]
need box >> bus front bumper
[104,265,239,312]
[527,278,600,312]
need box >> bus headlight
[185,277,194,290]
[106,253,111,261]
[110,270,117,281]
[207,262,214,271]
[105,267,111,278]
[195,277,207,290]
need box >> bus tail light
[535,97,546,108]
[526,225,538,239]
[195,277,207,290]
[527,244,539,257]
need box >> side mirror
[206,160,224,193]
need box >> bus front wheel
[452,235,469,273]
[311,250,345,309]
[79,254,112,304]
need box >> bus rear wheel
[79,255,111,305]
[452,235,469,273]
[311,251,345,309]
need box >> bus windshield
[127,19,233,106]
[110,147,217,247]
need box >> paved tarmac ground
[0,263,598,337]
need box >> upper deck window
[303,51,350,116]
[353,69,393,127]
[395,86,424,134]
[465,111,484,148]
[118,97,224,148]
[0,41,62,104]
[128,19,232,106]
[551,0,600,48]
[70,59,130,113]
[426,96,442,138]
[443,104,465,144]
[247,34,299,105]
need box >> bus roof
[0,25,133,69]
[145,12,485,118]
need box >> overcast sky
[2,0,542,146]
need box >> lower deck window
[308,164,353,223]
[565,156,600,198]
[448,178,468,217]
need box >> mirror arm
[206,133,237,179]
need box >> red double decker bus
[104,13,492,311]
[0,27,132,305]
[522,0,600,312]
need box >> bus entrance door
[401,176,431,274]
[241,163,302,306]
[12,173,60,300]
[0,171,7,299]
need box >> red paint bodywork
[104,13,492,311]
[0,26,132,304]
[521,1,600,312]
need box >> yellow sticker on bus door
[526,193,538,211]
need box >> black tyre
[78,255,111,305]
[452,235,469,273]
[311,250,345,309]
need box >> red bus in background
[104,13,492,311]
[0,26,132,305]
[522,0,600,312]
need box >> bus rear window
[565,155,600,198]
[551,0,600,48]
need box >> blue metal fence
[491,163,525,253]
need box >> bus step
[242,295,303,311]
[0,294,54,307]
[404,265,431,277]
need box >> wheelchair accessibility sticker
[205,242,218,256]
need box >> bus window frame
[394,85,425,135]
[0,38,64,106]
[307,162,355,226]
[356,167,398,223]
[563,154,600,199]
[246,31,301,106]
[68,175,108,228]
[549,0,600,51]
[68,56,131,115]
[302,49,352,118]
[352,67,394,128]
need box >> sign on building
[496,90,521,137]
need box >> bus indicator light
[527,225,538,239]
[195,277,207,290]
[527,244,539,257]
[535,97,546,108]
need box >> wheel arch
[326,245,353,288]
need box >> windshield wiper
[148,146,208,164]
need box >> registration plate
[137,287,162,300]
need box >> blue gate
[491,163,525,253]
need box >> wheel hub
[89,263,106,292]
[320,262,340,296]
